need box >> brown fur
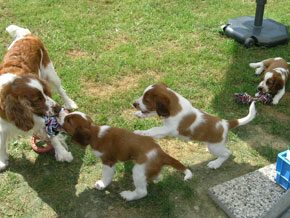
[61,113,188,181]
[0,33,59,131]
[142,83,182,117]
[0,34,50,77]
[259,58,289,95]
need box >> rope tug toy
[31,108,69,153]
[234,92,273,105]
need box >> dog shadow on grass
[7,140,86,217]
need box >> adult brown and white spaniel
[249,57,289,105]
[57,111,192,201]
[0,25,76,170]
[133,83,256,169]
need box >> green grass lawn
[0,0,289,217]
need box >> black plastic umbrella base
[222,16,289,48]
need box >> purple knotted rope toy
[235,92,273,105]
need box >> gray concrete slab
[208,164,287,218]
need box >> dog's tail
[6,25,31,39]
[162,153,192,181]
[228,102,256,130]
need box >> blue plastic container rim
[278,150,290,164]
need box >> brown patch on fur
[0,34,51,76]
[178,112,224,143]
[259,58,289,95]
[142,83,182,117]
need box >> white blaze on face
[138,85,154,112]
[259,72,273,93]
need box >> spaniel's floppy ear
[4,95,34,131]
[72,127,91,147]
[273,78,283,94]
[156,95,170,117]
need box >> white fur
[272,87,285,105]
[39,61,78,109]
[120,163,148,201]
[134,85,256,169]
[6,25,30,50]
[146,149,157,159]
[273,68,289,81]
[184,169,192,181]
[249,62,265,75]
[94,164,116,190]
[98,126,110,138]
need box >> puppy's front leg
[94,164,116,190]
[135,111,158,118]
[134,126,171,138]
[272,87,285,105]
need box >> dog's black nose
[258,87,262,91]
[133,102,138,108]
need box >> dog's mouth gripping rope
[31,108,69,153]
[234,92,273,105]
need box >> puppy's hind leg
[207,142,231,169]
[0,133,8,171]
[120,163,148,201]
[249,61,265,75]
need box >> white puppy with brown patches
[57,111,192,201]
[133,83,256,169]
[249,57,289,105]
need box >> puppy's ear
[156,96,170,117]
[4,95,34,131]
[72,127,91,147]
[273,78,283,94]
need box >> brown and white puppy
[57,111,192,201]
[133,83,256,169]
[0,25,75,170]
[249,57,289,104]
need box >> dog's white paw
[135,111,146,118]
[207,160,222,169]
[0,160,8,171]
[134,130,148,136]
[272,98,279,105]
[94,180,106,190]
[64,99,78,110]
[255,92,260,97]
[55,151,73,162]
[184,169,193,181]
[120,191,136,201]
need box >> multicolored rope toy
[234,92,273,105]
[31,108,69,153]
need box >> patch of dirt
[82,71,163,98]
[67,49,93,59]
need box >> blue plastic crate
[275,150,290,190]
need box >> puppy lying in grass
[57,111,192,201]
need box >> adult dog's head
[0,73,61,131]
